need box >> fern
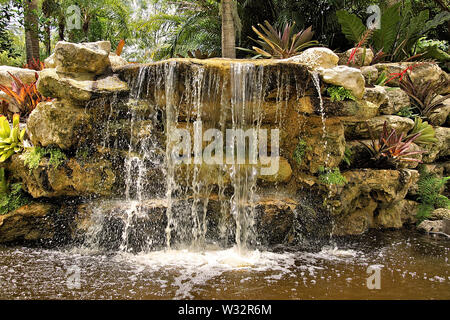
[327,85,356,102]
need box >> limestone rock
[319,66,365,99]
[0,66,38,89]
[27,100,92,150]
[428,97,450,126]
[379,87,411,115]
[363,85,388,108]
[53,41,111,75]
[430,208,450,220]
[0,203,58,243]
[417,219,446,234]
[8,155,115,198]
[109,53,128,72]
[344,115,414,139]
[361,66,379,85]
[422,126,450,163]
[374,199,418,229]
[37,68,129,104]
[44,53,56,68]
[338,47,374,67]
[285,47,339,70]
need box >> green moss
[0,182,31,215]
[326,85,356,102]
[318,166,347,186]
[293,138,309,165]
[342,147,353,166]
[22,146,67,172]
[416,166,450,222]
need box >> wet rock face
[7,155,116,198]
[331,169,419,236]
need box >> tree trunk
[221,0,236,58]
[24,0,40,62]
[42,0,51,56]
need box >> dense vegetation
[0,0,448,65]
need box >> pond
[0,229,448,299]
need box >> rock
[285,47,339,70]
[0,66,38,89]
[422,126,450,163]
[53,41,111,75]
[319,66,365,99]
[373,62,447,89]
[109,53,128,72]
[8,155,115,198]
[296,118,345,173]
[333,100,379,119]
[44,53,56,68]
[338,47,374,67]
[344,115,414,139]
[0,203,59,243]
[27,100,92,150]
[379,87,411,115]
[361,66,379,85]
[363,85,388,108]
[430,208,450,220]
[428,97,450,126]
[331,169,418,235]
[374,199,418,229]
[417,219,446,234]
[37,68,129,104]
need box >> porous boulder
[8,155,116,198]
[0,66,38,89]
[37,68,129,104]
[338,47,374,67]
[379,87,411,115]
[27,100,92,150]
[428,97,450,126]
[319,66,365,99]
[53,41,111,75]
[422,126,450,163]
[286,47,339,70]
[344,115,414,139]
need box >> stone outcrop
[319,65,365,99]
[0,65,38,89]
[285,47,339,70]
[344,115,414,139]
[379,87,411,115]
[338,47,374,67]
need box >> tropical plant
[0,114,26,163]
[0,181,30,215]
[396,106,415,119]
[342,147,353,167]
[318,166,347,186]
[22,146,67,172]
[326,85,356,102]
[0,72,51,118]
[176,49,217,59]
[399,72,450,120]
[22,58,45,71]
[249,20,317,58]
[409,117,438,146]
[416,165,450,222]
[336,2,450,62]
[359,121,424,168]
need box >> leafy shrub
[250,20,318,58]
[327,85,356,102]
[0,114,26,163]
[408,117,438,146]
[399,72,449,121]
[176,49,217,59]
[293,138,308,165]
[318,166,347,186]
[0,72,51,118]
[416,166,450,222]
[0,169,30,215]
[22,146,67,172]
[336,3,450,62]
[359,121,424,168]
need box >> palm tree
[24,0,40,62]
[221,0,235,58]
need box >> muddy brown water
[0,229,448,300]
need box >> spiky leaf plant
[409,117,438,146]
[0,114,26,162]
[250,21,318,59]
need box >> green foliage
[293,138,309,165]
[326,85,356,102]
[414,37,450,71]
[409,117,438,146]
[396,106,415,119]
[250,20,317,58]
[416,166,450,222]
[374,71,388,86]
[0,177,30,215]
[342,147,352,166]
[336,2,450,62]
[22,146,67,172]
[318,166,347,186]
[0,114,26,163]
